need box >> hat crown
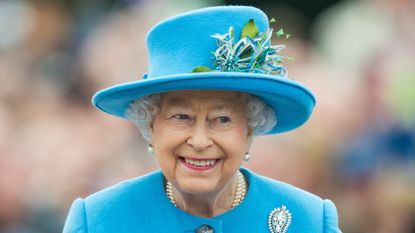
[92,6,315,134]
[145,6,269,79]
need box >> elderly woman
[63,6,341,233]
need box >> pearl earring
[147,144,154,155]
[244,153,251,161]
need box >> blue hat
[92,6,315,134]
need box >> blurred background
[0,0,414,232]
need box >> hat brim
[92,72,316,134]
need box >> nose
[187,121,213,151]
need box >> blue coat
[63,168,341,233]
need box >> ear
[246,127,254,149]
[148,121,156,143]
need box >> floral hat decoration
[92,6,316,134]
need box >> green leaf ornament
[241,19,259,38]
[192,66,213,73]
[276,28,284,38]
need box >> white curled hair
[244,94,277,135]
[126,94,161,141]
[126,93,277,141]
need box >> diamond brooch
[268,205,292,233]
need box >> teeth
[184,158,216,167]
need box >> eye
[172,114,191,120]
[216,116,231,123]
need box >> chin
[176,177,221,195]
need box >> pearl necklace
[166,171,247,209]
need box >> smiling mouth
[179,157,220,170]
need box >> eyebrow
[164,97,239,110]
[164,97,192,108]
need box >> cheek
[152,118,173,149]
[232,124,250,148]
[152,119,187,170]
[152,120,175,167]
[153,132,176,160]
[153,134,179,181]
[219,127,250,161]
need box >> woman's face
[151,90,252,196]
